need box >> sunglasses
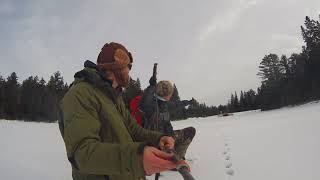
[128,63,132,70]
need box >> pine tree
[257,54,282,82]
[228,94,235,112]
[4,72,20,119]
[301,15,320,98]
[234,92,240,112]
[38,78,48,120]
[45,71,66,122]
[123,78,142,107]
[0,75,5,118]
[246,89,257,110]
[20,76,35,120]
[240,91,245,111]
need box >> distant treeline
[0,71,216,122]
[223,15,320,112]
[0,72,68,122]
[0,15,319,122]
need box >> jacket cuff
[119,142,146,178]
[132,143,147,177]
[137,142,153,155]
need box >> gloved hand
[159,136,175,150]
[143,146,176,175]
[149,76,157,86]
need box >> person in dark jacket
[139,78,196,160]
[59,42,189,180]
[139,79,174,134]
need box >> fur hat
[96,42,133,71]
[156,80,174,99]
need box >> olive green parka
[59,61,164,180]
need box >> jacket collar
[72,60,122,103]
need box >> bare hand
[143,146,176,175]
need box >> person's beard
[114,69,129,88]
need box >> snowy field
[1,101,320,180]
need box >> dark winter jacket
[59,61,164,180]
[138,83,174,135]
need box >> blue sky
[1,0,319,105]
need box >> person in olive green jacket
[59,42,189,180]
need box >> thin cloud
[199,0,262,41]
[0,1,14,14]
[271,34,303,46]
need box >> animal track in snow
[225,161,232,168]
[226,168,235,176]
[221,134,235,176]
[223,151,228,155]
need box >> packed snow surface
[1,101,320,180]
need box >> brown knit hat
[156,80,174,98]
[96,42,133,71]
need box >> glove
[149,76,157,86]
[143,146,176,175]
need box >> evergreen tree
[257,54,282,82]
[167,84,180,119]
[234,92,240,112]
[228,94,235,112]
[279,55,291,79]
[123,78,142,107]
[37,78,48,120]
[0,76,5,118]
[4,72,20,119]
[45,71,67,122]
[239,91,245,111]
[301,15,320,98]
[246,89,257,110]
[20,76,36,121]
[19,76,46,121]
[217,104,227,114]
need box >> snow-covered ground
[1,101,320,180]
